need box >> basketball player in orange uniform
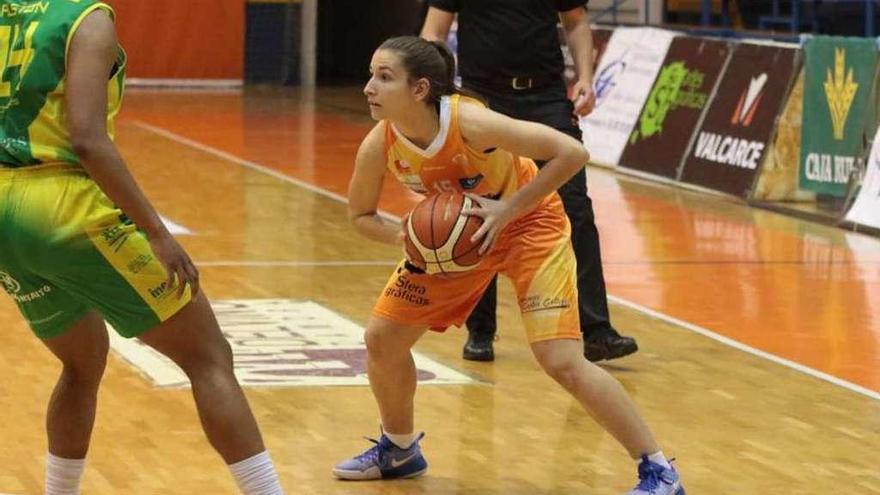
[334,36,685,495]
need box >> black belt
[404,261,426,274]
[466,74,561,91]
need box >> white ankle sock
[383,431,418,449]
[45,453,85,495]
[228,451,284,495]
[645,451,672,469]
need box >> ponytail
[379,36,487,107]
[428,40,456,96]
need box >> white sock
[382,429,418,449]
[45,453,86,495]
[229,451,284,495]
[645,451,672,469]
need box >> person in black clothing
[420,0,638,363]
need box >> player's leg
[334,261,495,480]
[136,293,284,494]
[503,209,656,452]
[33,173,283,494]
[364,315,428,435]
[137,292,265,461]
[1,267,107,495]
[2,170,112,495]
[506,210,683,495]
[531,338,658,455]
[0,265,103,463]
[39,311,108,495]
[40,312,109,459]
[529,339,683,494]
[531,92,638,361]
[332,314,429,480]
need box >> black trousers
[462,80,612,338]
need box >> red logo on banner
[730,73,768,127]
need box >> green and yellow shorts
[0,164,191,339]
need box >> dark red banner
[680,44,798,196]
[109,0,245,79]
[592,27,612,73]
[618,37,731,178]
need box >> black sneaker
[584,329,638,362]
[462,332,495,361]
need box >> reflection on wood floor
[0,88,876,494]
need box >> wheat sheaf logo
[823,48,858,140]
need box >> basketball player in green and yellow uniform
[0,2,284,493]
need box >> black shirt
[428,0,587,81]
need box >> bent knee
[364,326,391,356]
[539,357,584,389]
[177,338,235,377]
[363,323,411,360]
[61,354,107,386]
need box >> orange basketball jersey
[384,94,554,212]
[374,94,580,342]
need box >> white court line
[607,295,880,401]
[199,260,397,267]
[134,121,880,402]
[160,215,193,235]
[133,121,401,222]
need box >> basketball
[404,191,485,276]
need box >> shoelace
[352,436,385,464]
[634,456,676,493]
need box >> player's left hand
[462,193,515,255]
[149,231,200,298]
[570,79,596,117]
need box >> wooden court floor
[0,87,877,494]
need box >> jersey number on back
[0,22,39,98]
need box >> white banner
[580,27,676,167]
[845,128,880,229]
[110,299,476,388]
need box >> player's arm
[458,101,588,252]
[420,6,455,42]
[66,10,198,296]
[559,5,596,116]
[460,101,587,218]
[347,124,401,246]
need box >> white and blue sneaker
[333,432,428,480]
[626,456,685,495]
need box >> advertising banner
[579,27,677,167]
[681,43,798,196]
[799,36,878,197]
[845,127,880,229]
[619,37,730,178]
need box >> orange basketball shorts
[372,197,581,344]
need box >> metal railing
[592,0,877,37]
[591,0,652,25]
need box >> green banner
[800,36,878,196]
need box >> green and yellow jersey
[0,2,188,339]
[0,0,125,168]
